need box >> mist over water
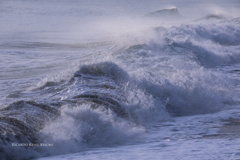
[0,0,240,160]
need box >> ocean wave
[146,7,184,21]
[193,14,226,22]
[0,101,60,160]
[0,61,236,159]
[151,21,240,67]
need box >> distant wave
[146,7,184,20]
[193,14,226,22]
[152,19,240,67]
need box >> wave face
[0,1,240,160]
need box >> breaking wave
[152,19,240,67]
[0,60,235,159]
